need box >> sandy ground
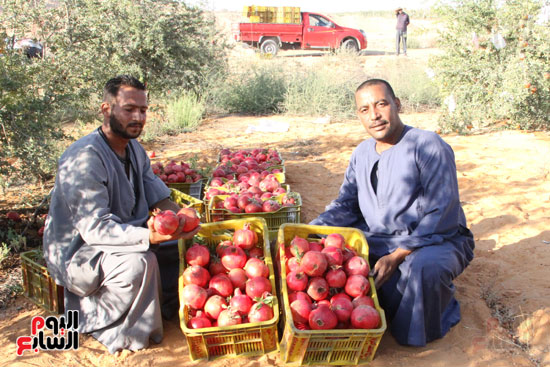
[1,12,550,367]
[2,113,550,367]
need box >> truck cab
[302,12,367,51]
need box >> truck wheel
[260,39,279,56]
[341,39,359,52]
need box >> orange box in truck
[234,12,367,56]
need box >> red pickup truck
[234,12,367,56]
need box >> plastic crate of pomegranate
[206,192,301,241]
[276,223,387,366]
[150,160,206,199]
[178,218,279,361]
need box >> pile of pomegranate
[282,233,381,331]
[181,223,276,328]
[212,148,283,180]
[151,160,204,184]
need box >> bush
[370,59,440,112]
[142,92,205,141]
[0,51,68,185]
[431,0,550,132]
[0,0,229,190]
[283,67,360,120]
[209,63,287,115]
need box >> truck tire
[341,39,359,52]
[260,39,279,56]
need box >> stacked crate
[243,5,301,24]
[203,148,301,241]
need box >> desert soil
[1,12,550,367]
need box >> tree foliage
[0,0,228,188]
[431,0,550,132]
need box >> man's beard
[109,113,143,139]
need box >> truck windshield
[309,14,333,28]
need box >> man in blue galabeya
[310,79,475,346]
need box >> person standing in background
[395,7,410,56]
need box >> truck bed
[238,23,303,44]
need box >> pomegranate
[322,247,344,266]
[6,211,21,222]
[185,243,210,267]
[244,257,269,278]
[345,274,371,298]
[262,200,281,212]
[307,277,329,301]
[316,299,331,308]
[209,257,228,275]
[228,268,248,290]
[216,240,233,257]
[286,257,302,273]
[223,196,239,209]
[245,276,272,298]
[308,241,324,252]
[301,251,327,277]
[248,247,264,259]
[248,293,275,322]
[286,271,308,292]
[344,256,370,277]
[181,284,207,309]
[308,305,338,330]
[182,265,211,287]
[331,292,352,302]
[324,233,345,249]
[325,267,347,288]
[244,201,263,213]
[289,236,309,257]
[209,273,234,297]
[233,224,258,250]
[204,295,228,320]
[221,246,247,270]
[290,299,312,323]
[37,226,45,237]
[177,207,200,232]
[350,305,381,329]
[187,311,212,329]
[217,308,242,327]
[352,295,375,308]
[152,209,179,235]
[288,291,312,305]
[330,297,353,322]
[229,288,253,315]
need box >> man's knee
[103,251,159,290]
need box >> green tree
[0,0,228,189]
[431,0,550,132]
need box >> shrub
[370,60,440,112]
[142,92,205,141]
[0,0,229,190]
[209,63,287,115]
[431,0,550,132]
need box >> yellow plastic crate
[206,193,301,241]
[21,250,64,314]
[170,188,204,219]
[276,224,387,366]
[178,218,279,361]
